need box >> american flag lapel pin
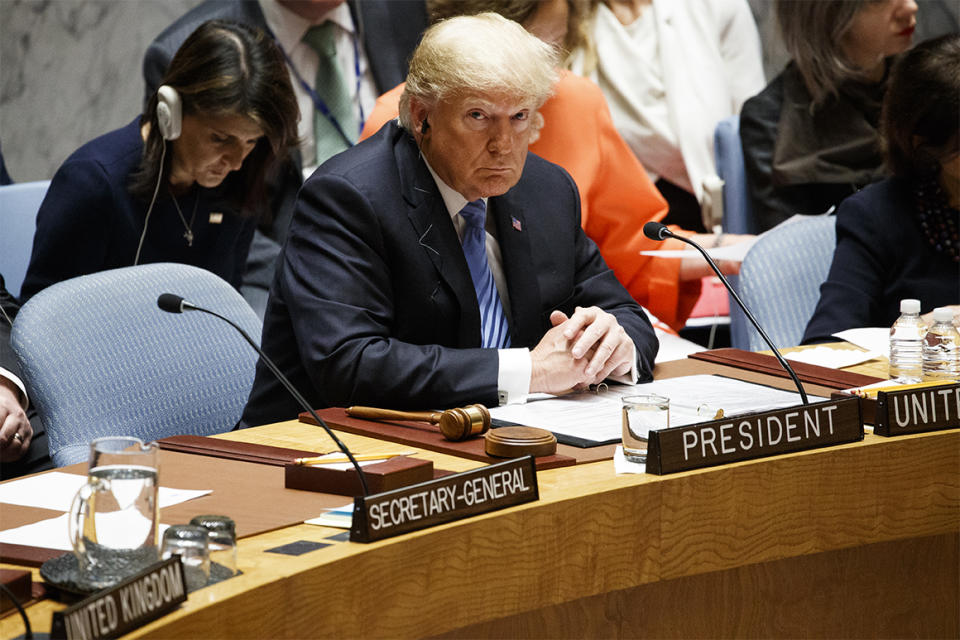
[511,216,522,232]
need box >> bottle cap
[932,307,955,323]
[900,299,920,314]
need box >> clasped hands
[530,306,633,395]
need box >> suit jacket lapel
[394,130,482,346]
[490,194,542,348]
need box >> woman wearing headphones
[20,20,299,302]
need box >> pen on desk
[855,380,955,399]
[294,451,417,465]
[670,403,725,420]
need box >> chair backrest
[0,180,51,298]
[733,216,837,352]
[11,263,262,466]
[714,116,756,235]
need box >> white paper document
[784,346,882,369]
[491,375,825,445]
[304,503,354,529]
[0,514,73,550]
[0,471,212,511]
[639,238,756,262]
[639,213,832,262]
[0,472,88,511]
[613,446,645,474]
[0,513,173,551]
[832,327,890,358]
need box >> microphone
[643,222,809,404]
[157,293,370,494]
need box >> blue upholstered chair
[712,116,757,348]
[714,116,756,235]
[733,216,837,352]
[11,263,262,466]
[0,180,51,298]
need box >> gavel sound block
[345,405,558,458]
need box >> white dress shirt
[0,367,28,410]
[258,0,378,176]
[422,161,531,405]
[422,161,637,404]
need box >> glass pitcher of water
[68,436,160,589]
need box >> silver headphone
[156,85,182,141]
[135,85,182,264]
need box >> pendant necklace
[169,187,199,247]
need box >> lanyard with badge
[270,26,365,148]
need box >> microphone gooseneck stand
[642,222,809,405]
[157,293,371,495]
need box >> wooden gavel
[345,404,491,441]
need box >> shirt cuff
[0,367,28,410]
[496,348,532,405]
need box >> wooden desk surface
[2,356,956,639]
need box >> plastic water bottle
[922,307,960,382]
[889,299,925,383]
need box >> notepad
[490,375,824,446]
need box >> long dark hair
[131,20,299,215]
[882,33,960,178]
[775,0,884,108]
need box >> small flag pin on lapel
[511,217,522,231]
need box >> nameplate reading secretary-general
[242,13,658,426]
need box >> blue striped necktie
[459,200,511,348]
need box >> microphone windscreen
[643,221,669,241]
[157,293,185,314]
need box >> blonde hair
[398,12,559,131]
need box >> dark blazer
[142,0,428,312]
[740,62,887,232]
[20,119,257,302]
[241,122,658,426]
[0,274,52,479]
[801,177,960,344]
[143,0,426,109]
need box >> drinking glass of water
[161,525,210,592]
[68,436,160,589]
[621,394,670,463]
[190,515,238,578]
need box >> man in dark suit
[143,0,428,316]
[242,13,658,426]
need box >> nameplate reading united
[645,397,862,475]
[50,557,187,640]
[873,382,960,436]
[350,456,538,542]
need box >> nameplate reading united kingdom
[645,397,862,475]
[873,382,960,436]
[350,456,538,542]
[50,557,187,640]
